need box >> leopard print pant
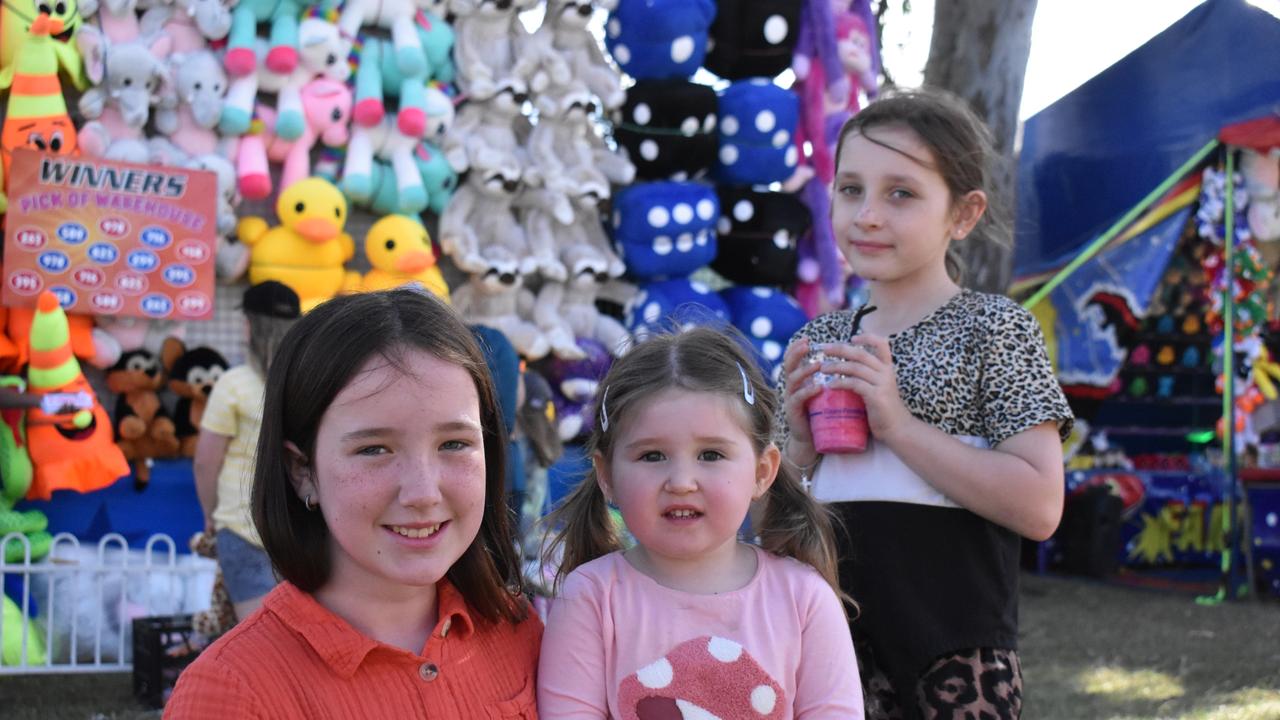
[858,641,1023,720]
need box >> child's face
[292,349,488,598]
[596,389,777,574]
[831,126,960,286]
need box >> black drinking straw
[850,304,878,339]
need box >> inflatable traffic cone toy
[24,292,128,500]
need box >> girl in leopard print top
[777,90,1073,720]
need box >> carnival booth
[1014,0,1280,598]
[0,0,885,686]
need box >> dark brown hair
[251,288,526,624]
[544,326,844,599]
[834,87,1009,282]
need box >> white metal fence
[0,532,215,674]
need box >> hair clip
[600,385,610,432]
[737,362,755,406]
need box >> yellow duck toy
[237,178,360,313]
[362,215,451,303]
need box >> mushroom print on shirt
[620,636,786,720]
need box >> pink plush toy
[237,76,352,198]
[794,9,874,184]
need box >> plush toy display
[1242,148,1280,242]
[348,10,455,136]
[703,0,800,79]
[24,292,130,500]
[527,83,611,210]
[710,186,810,286]
[611,181,719,280]
[361,215,451,301]
[0,13,79,192]
[626,277,730,340]
[531,0,623,109]
[439,151,531,275]
[138,0,236,54]
[605,0,715,80]
[0,0,89,91]
[613,79,717,182]
[235,75,352,198]
[721,285,808,382]
[339,141,459,217]
[452,247,550,360]
[450,0,540,100]
[75,26,174,161]
[534,242,630,358]
[444,87,526,178]
[715,79,801,186]
[0,378,52,563]
[343,85,453,214]
[153,50,229,159]
[223,0,311,77]
[540,337,612,441]
[168,345,229,457]
[106,340,184,488]
[238,177,359,312]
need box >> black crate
[132,614,203,709]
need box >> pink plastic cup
[806,387,869,454]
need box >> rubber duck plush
[237,177,360,313]
[362,215,450,303]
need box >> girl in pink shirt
[538,327,864,719]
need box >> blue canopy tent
[1015,0,1280,283]
[1014,0,1280,601]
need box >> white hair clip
[600,385,610,432]
[738,362,755,406]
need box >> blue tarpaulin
[1015,0,1280,279]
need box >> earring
[304,493,317,511]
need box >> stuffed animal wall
[106,340,184,487]
[0,13,79,194]
[238,177,359,312]
[613,80,717,182]
[0,0,89,90]
[168,345,229,456]
[715,79,801,187]
[703,0,800,79]
[605,0,715,80]
[711,186,810,286]
[611,181,719,280]
[24,292,130,500]
[361,214,451,301]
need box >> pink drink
[807,387,869,454]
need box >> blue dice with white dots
[612,181,719,280]
[606,0,716,80]
[721,285,808,383]
[715,79,800,185]
[626,277,731,340]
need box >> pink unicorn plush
[236,76,352,198]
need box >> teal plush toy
[341,139,458,216]
[352,11,455,139]
[0,377,52,564]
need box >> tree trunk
[923,0,1038,294]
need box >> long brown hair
[251,289,526,624]
[543,326,845,599]
[834,87,1009,283]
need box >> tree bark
[923,0,1037,294]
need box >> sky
[877,0,1209,121]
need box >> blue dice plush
[721,286,807,382]
[626,277,731,339]
[605,0,716,80]
[716,79,800,185]
[612,181,719,280]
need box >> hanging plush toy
[0,12,79,199]
[711,186,810,286]
[361,215,450,302]
[613,79,718,182]
[626,277,730,341]
[106,342,184,489]
[238,177,360,312]
[605,0,715,81]
[533,242,630,359]
[138,0,236,54]
[720,286,808,383]
[703,0,800,80]
[168,345,229,457]
[24,292,130,500]
[611,181,719,280]
[0,0,89,91]
[715,80,802,187]
[75,26,174,162]
[450,0,540,101]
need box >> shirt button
[419,662,439,682]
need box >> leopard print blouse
[775,289,1073,450]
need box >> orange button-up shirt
[164,580,541,719]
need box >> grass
[3,572,1277,719]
